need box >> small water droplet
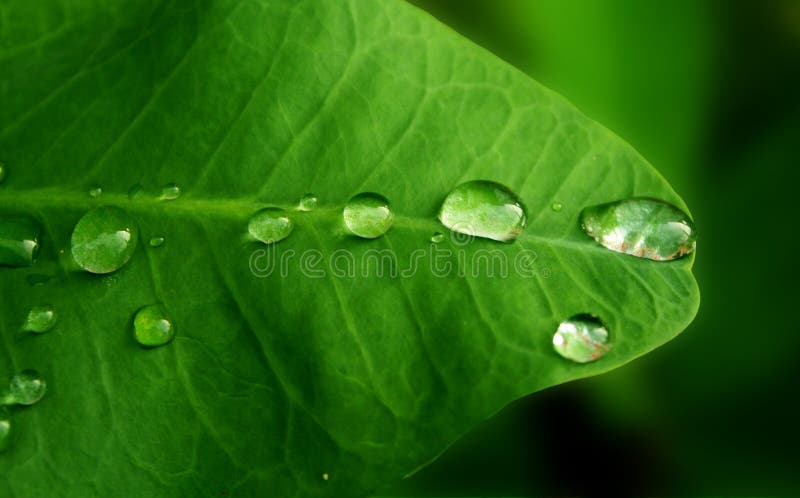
[0,216,40,267]
[159,183,181,201]
[580,198,696,261]
[0,162,6,184]
[431,232,444,243]
[297,193,318,212]
[133,304,175,347]
[553,314,610,363]
[343,192,394,239]
[438,180,526,242]
[0,408,11,452]
[88,185,103,198]
[128,183,145,200]
[248,208,294,244]
[551,202,563,212]
[4,370,46,406]
[149,236,165,247]
[322,473,329,481]
[23,305,56,334]
[70,206,138,274]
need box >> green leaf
[410,0,715,194]
[0,0,699,496]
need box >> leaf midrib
[0,187,694,259]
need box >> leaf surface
[0,0,699,496]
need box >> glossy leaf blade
[0,1,699,496]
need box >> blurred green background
[385,0,800,495]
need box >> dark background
[386,1,800,495]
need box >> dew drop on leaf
[149,236,165,247]
[23,305,56,334]
[438,180,526,242]
[0,216,40,267]
[343,192,394,239]
[0,162,6,184]
[248,208,294,244]
[88,185,103,198]
[431,232,444,243]
[5,370,46,406]
[70,206,138,274]
[0,408,11,452]
[551,202,563,212]
[297,193,318,212]
[580,197,696,261]
[553,314,611,363]
[133,304,176,347]
[159,183,181,201]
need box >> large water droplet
[88,185,103,198]
[438,180,526,242]
[580,198,696,261]
[23,305,56,334]
[298,193,318,212]
[4,370,46,406]
[160,183,181,201]
[248,208,294,244]
[149,236,165,247]
[0,216,40,267]
[0,408,11,452]
[128,183,144,200]
[553,314,610,363]
[343,192,394,239]
[70,206,138,274]
[133,304,175,347]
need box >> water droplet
[297,193,318,212]
[551,202,563,212]
[70,206,138,274]
[0,408,11,452]
[580,198,696,261]
[322,473,330,481]
[0,216,40,267]
[88,185,103,198]
[0,162,6,184]
[133,304,175,347]
[4,370,46,406]
[23,305,56,334]
[431,232,444,243]
[248,208,294,244]
[159,183,181,201]
[128,183,144,200]
[149,236,165,247]
[553,314,610,363]
[343,192,394,239]
[438,180,526,242]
